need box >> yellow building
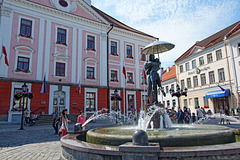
[175,21,240,114]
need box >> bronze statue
[144,54,162,104]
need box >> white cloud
[92,0,240,67]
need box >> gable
[27,0,108,23]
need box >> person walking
[219,106,225,124]
[77,111,86,130]
[177,106,184,124]
[52,107,60,135]
[196,106,203,121]
[61,109,70,137]
[225,106,230,124]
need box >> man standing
[197,106,203,120]
[52,107,60,135]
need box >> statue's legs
[152,80,157,103]
[147,76,152,104]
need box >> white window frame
[110,69,119,82]
[14,46,34,74]
[55,25,69,46]
[85,58,97,81]
[126,71,134,84]
[125,43,134,59]
[126,91,136,118]
[54,60,67,78]
[84,88,98,116]
[86,33,97,53]
[17,16,35,42]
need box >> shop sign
[188,66,210,75]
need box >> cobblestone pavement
[0,141,61,160]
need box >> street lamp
[169,84,187,108]
[114,89,118,124]
[20,82,28,130]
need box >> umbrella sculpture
[142,40,175,104]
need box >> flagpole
[123,79,126,122]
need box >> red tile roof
[175,21,240,63]
[161,65,176,82]
[91,6,156,39]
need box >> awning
[205,89,230,99]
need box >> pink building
[0,0,156,122]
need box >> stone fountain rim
[61,134,240,158]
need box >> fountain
[60,41,240,159]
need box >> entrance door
[213,97,229,113]
[53,91,66,112]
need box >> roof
[175,21,240,63]
[91,6,156,39]
[161,65,176,82]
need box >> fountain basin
[86,124,236,147]
[61,133,240,160]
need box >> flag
[2,41,9,66]
[142,64,146,80]
[40,74,47,93]
[160,67,163,81]
[122,60,126,79]
[77,77,81,94]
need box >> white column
[100,32,107,86]
[43,20,52,81]
[71,27,77,83]
[36,18,45,80]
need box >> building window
[207,53,213,63]
[193,76,198,87]
[166,86,169,93]
[171,84,174,91]
[57,28,66,45]
[110,41,118,56]
[172,99,176,107]
[184,99,188,107]
[216,49,222,60]
[87,35,95,51]
[128,95,135,111]
[110,70,118,82]
[126,45,133,59]
[199,57,204,66]
[180,65,183,73]
[17,56,30,72]
[181,80,185,89]
[56,62,65,77]
[167,100,170,107]
[203,97,209,108]
[127,72,134,84]
[87,67,95,79]
[218,68,225,82]
[192,60,196,69]
[194,97,199,107]
[86,92,96,112]
[141,53,146,61]
[187,78,192,88]
[20,19,32,38]
[185,62,190,71]
[200,73,206,86]
[209,71,215,84]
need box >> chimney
[84,0,91,5]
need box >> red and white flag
[2,41,9,66]
[141,64,146,80]
[122,60,126,79]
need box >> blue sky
[91,0,240,68]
